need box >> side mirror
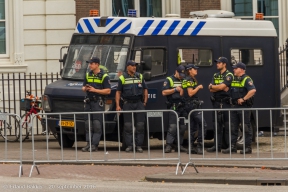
[143,72,151,81]
[59,54,67,67]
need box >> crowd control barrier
[28,110,185,177]
[0,112,23,177]
[183,107,288,174]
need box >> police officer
[162,65,187,153]
[183,64,206,155]
[82,57,111,152]
[222,62,256,154]
[207,57,234,153]
[115,60,148,153]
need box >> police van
[42,10,280,148]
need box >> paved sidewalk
[1,162,288,186]
[2,135,288,185]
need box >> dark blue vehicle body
[43,16,280,148]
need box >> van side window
[178,48,212,66]
[143,49,165,76]
[231,49,263,66]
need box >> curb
[145,172,288,186]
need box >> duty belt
[216,98,228,102]
[165,101,184,109]
[232,98,253,107]
[212,96,230,102]
[186,99,203,105]
[84,96,105,107]
[124,99,141,103]
[89,96,103,101]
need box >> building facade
[0,0,75,74]
[221,0,287,47]
[0,0,287,74]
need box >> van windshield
[62,37,130,80]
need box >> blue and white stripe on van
[75,17,277,37]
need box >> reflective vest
[182,77,198,100]
[100,65,109,73]
[212,70,233,98]
[213,71,233,85]
[166,76,183,102]
[119,72,143,100]
[231,75,251,99]
[86,71,108,97]
[178,53,181,65]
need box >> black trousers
[123,101,145,147]
[212,101,230,148]
[185,103,206,144]
[166,105,186,146]
[230,105,252,147]
[84,100,104,146]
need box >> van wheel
[57,134,74,148]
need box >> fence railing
[183,107,288,175]
[279,40,288,92]
[28,110,184,177]
[0,73,60,135]
[0,112,23,177]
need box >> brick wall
[75,0,100,23]
[180,0,220,18]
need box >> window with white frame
[112,0,162,17]
[140,0,162,17]
[232,0,279,35]
[112,0,134,17]
[232,0,253,16]
[0,0,6,54]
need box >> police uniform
[163,72,187,153]
[182,67,206,154]
[207,62,234,153]
[117,71,148,152]
[223,67,256,154]
[82,69,110,152]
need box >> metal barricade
[0,112,23,177]
[183,107,288,174]
[28,110,185,177]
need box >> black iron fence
[0,73,60,135]
[280,39,288,92]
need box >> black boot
[136,146,143,153]
[240,146,252,154]
[125,146,133,152]
[196,143,203,155]
[165,145,172,153]
[82,142,90,152]
[222,145,237,154]
[176,145,187,152]
[206,146,221,153]
[90,145,98,152]
[187,145,197,154]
